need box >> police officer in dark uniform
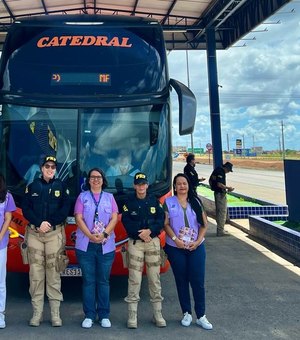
[22,155,70,327]
[184,153,205,195]
[209,162,234,236]
[122,172,166,329]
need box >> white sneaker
[181,312,192,327]
[100,318,111,328]
[81,318,93,328]
[196,315,213,330]
[0,312,5,329]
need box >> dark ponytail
[189,195,204,226]
[0,173,7,203]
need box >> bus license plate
[61,267,82,277]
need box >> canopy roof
[0,0,292,50]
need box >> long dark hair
[86,168,108,190]
[173,173,204,225]
[0,173,8,203]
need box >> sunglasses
[44,164,56,170]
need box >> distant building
[172,146,187,152]
[252,147,263,155]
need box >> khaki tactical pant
[125,237,163,303]
[27,227,65,311]
[214,192,227,231]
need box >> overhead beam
[1,0,15,21]
[161,0,177,25]
[0,6,199,22]
[40,0,48,15]
[220,0,292,48]
[0,0,294,51]
[131,0,139,15]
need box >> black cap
[223,162,233,172]
[186,153,195,163]
[134,172,148,185]
[41,155,57,167]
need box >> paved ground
[2,218,300,339]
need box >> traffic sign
[206,143,212,151]
[236,139,242,149]
[187,148,204,154]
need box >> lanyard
[90,191,103,222]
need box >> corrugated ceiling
[0,0,292,50]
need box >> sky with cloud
[167,0,300,152]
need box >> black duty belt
[130,236,158,245]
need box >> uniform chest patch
[150,207,156,214]
[54,190,61,197]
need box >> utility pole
[278,136,281,153]
[281,120,285,160]
[227,133,230,152]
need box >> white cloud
[168,0,300,151]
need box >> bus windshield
[0,103,170,205]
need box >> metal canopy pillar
[206,27,223,168]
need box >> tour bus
[0,15,196,276]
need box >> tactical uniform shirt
[184,163,201,193]
[22,177,70,228]
[121,194,164,240]
[210,166,226,193]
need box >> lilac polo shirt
[74,191,118,254]
[0,193,17,250]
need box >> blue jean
[165,243,206,318]
[76,243,115,320]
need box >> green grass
[198,186,262,207]
[197,186,300,232]
[275,220,300,232]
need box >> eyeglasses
[44,164,56,170]
[90,176,102,181]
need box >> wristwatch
[172,235,177,241]
[103,231,109,238]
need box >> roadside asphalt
[3,217,299,340]
[196,217,300,340]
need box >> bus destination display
[51,73,111,85]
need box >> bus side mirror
[170,79,196,135]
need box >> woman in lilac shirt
[74,168,118,329]
[164,173,212,330]
[0,173,16,329]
